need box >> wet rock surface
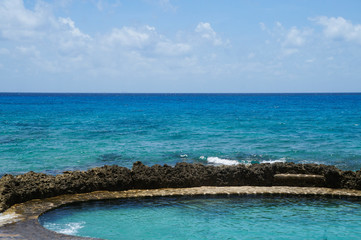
[1,161,360,213]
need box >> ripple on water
[39,196,361,240]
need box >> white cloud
[282,48,299,56]
[0,0,248,92]
[58,17,90,39]
[102,25,191,57]
[283,27,309,47]
[16,46,40,56]
[248,52,255,59]
[259,22,266,31]
[263,22,312,57]
[55,17,92,52]
[94,0,121,12]
[103,26,153,48]
[50,17,91,53]
[195,22,224,46]
[145,0,176,12]
[57,0,73,8]
[0,0,50,40]
[158,0,177,12]
[0,0,94,74]
[0,0,90,54]
[0,0,224,77]
[155,41,191,56]
[313,16,361,44]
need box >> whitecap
[44,222,85,235]
[180,154,188,158]
[206,157,240,166]
[300,160,322,165]
[260,157,287,164]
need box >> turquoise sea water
[3,93,361,238]
[39,196,361,239]
[1,93,361,175]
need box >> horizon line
[1,91,361,95]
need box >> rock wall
[1,162,361,213]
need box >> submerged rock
[0,162,359,213]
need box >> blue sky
[1,0,361,93]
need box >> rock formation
[1,162,360,213]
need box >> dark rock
[355,171,361,190]
[273,174,325,187]
[0,162,359,213]
[340,171,357,189]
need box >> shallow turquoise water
[3,94,361,238]
[39,196,361,240]
[1,93,361,175]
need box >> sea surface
[39,196,361,240]
[1,93,361,176]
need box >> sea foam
[204,156,240,166]
[44,222,85,236]
[202,156,288,166]
[260,157,287,164]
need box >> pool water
[39,196,361,240]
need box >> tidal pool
[39,196,361,240]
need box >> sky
[1,0,361,93]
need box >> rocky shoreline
[1,161,361,213]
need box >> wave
[44,222,85,235]
[300,160,323,165]
[260,157,287,164]
[201,156,240,166]
[201,156,288,166]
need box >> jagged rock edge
[1,161,360,213]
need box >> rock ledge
[1,161,361,213]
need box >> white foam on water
[0,212,21,226]
[201,156,288,166]
[44,222,85,236]
[180,154,188,158]
[206,157,240,166]
[300,160,322,165]
[260,157,287,164]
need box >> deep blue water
[1,93,361,175]
[39,196,361,239]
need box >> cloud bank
[314,16,361,44]
[1,1,361,93]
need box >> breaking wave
[43,222,85,236]
[201,156,240,166]
[200,156,288,166]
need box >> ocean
[1,93,361,176]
